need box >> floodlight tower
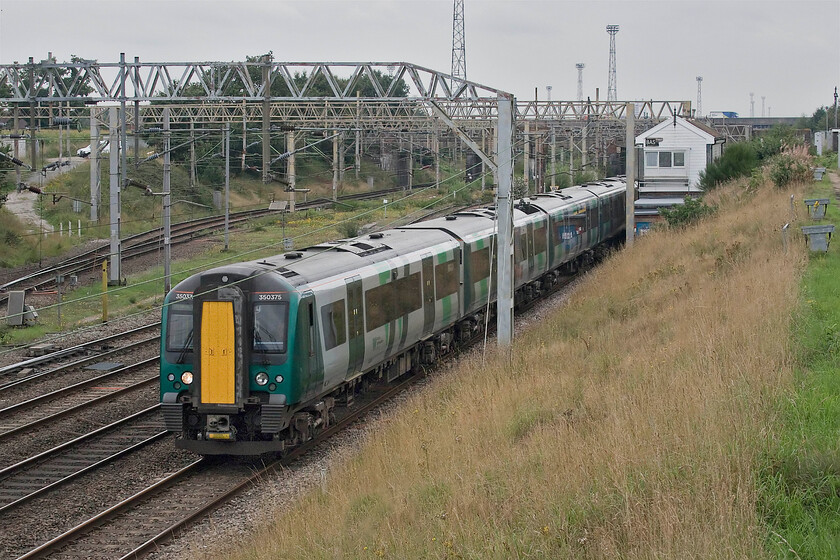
[576,63,585,101]
[762,96,766,117]
[546,85,552,102]
[606,25,619,102]
[696,76,703,118]
[750,92,755,117]
[451,0,467,87]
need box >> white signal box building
[635,116,725,196]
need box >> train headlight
[167,373,175,382]
[255,372,269,386]
[181,371,194,385]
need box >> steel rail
[0,359,158,442]
[0,322,160,378]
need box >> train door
[421,254,435,337]
[345,276,365,376]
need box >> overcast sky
[1,0,837,118]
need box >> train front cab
[160,270,306,455]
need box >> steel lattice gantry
[0,58,689,129]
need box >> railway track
[0,322,160,380]
[0,357,158,443]
[14,376,417,560]
[0,405,166,514]
[0,185,415,300]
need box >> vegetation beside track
[758,168,840,558]
[201,175,835,559]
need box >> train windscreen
[253,302,289,353]
[166,300,194,353]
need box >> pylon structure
[576,63,585,101]
[451,0,467,87]
[695,76,702,118]
[606,25,619,102]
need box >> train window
[469,247,491,281]
[253,302,289,353]
[365,282,395,332]
[321,299,347,351]
[533,224,547,255]
[394,272,422,315]
[435,260,459,300]
[166,300,193,352]
[515,233,528,261]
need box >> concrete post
[262,59,271,183]
[496,94,515,349]
[523,121,530,193]
[332,130,339,201]
[625,102,636,246]
[134,57,140,167]
[108,108,121,284]
[90,107,99,221]
[225,123,230,251]
[550,128,556,190]
[163,108,171,294]
[119,53,128,193]
[287,131,296,212]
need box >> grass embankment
[759,174,840,558]
[205,180,811,559]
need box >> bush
[699,142,758,191]
[659,197,715,228]
[768,149,811,188]
[337,220,361,238]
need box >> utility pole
[108,107,121,285]
[119,53,128,193]
[695,76,703,118]
[163,108,171,293]
[576,63,585,102]
[225,123,230,251]
[625,103,635,246]
[90,107,99,221]
[262,55,272,184]
[134,57,140,167]
[451,0,467,87]
[762,96,766,117]
[606,25,619,102]
[496,94,514,349]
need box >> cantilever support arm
[427,99,498,174]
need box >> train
[159,178,628,455]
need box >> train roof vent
[258,260,277,266]
[445,215,457,221]
[284,252,303,259]
[352,242,374,250]
[357,244,392,257]
[369,232,384,239]
[279,268,300,278]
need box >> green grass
[759,177,840,559]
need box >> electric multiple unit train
[160,178,627,455]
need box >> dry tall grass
[220,180,808,559]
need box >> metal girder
[428,99,497,172]
[0,60,504,103]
